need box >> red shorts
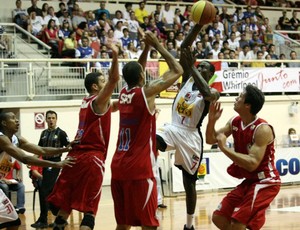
[111,178,159,227]
[213,179,280,230]
[48,150,105,214]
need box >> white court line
[271,206,300,212]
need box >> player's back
[111,87,157,180]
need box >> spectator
[263,25,274,45]
[139,16,150,32]
[27,0,43,17]
[112,10,127,28]
[264,54,276,67]
[174,8,186,29]
[278,10,292,30]
[278,53,289,67]
[154,12,166,38]
[135,1,149,24]
[44,19,62,58]
[98,12,112,34]
[106,29,120,46]
[243,6,256,20]
[72,8,87,30]
[76,36,94,69]
[59,20,71,41]
[86,10,101,33]
[58,10,72,31]
[218,52,229,69]
[27,11,45,38]
[239,44,251,67]
[209,21,223,41]
[120,28,134,51]
[127,11,140,40]
[289,10,300,39]
[146,49,160,80]
[41,3,48,19]
[94,1,111,21]
[254,6,265,23]
[248,43,260,59]
[282,128,300,147]
[228,49,239,68]
[147,18,161,39]
[193,41,206,59]
[227,32,240,51]
[166,40,177,58]
[125,41,139,59]
[289,50,300,67]
[113,21,125,40]
[268,44,279,60]
[44,6,60,27]
[251,51,265,67]
[95,50,110,70]
[61,31,77,58]
[211,41,221,60]
[12,0,29,29]
[249,32,262,47]
[0,160,25,214]
[183,5,192,19]
[55,2,67,19]
[122,2,132,21]
[162,3,175,30]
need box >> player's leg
[80,213,95,230]
[53,210,69,230]
[182,171,197,230]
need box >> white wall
[2,95,300,192]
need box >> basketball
[191,1,217,25]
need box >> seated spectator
[120,28,135,51]
[61,31,77,58]
[289,10,300,39]
[268,44,279,60]
[114,21,126,40]
[264,54,276,67]
[27,10,45,38]
[193,41,206,59]
[134,1,149,24]
[228,49,239,68]
[248,43,260,60]
[218,52,229,69]
[278,10,292,30]
[147,18,161,38]
[122,2,133,21]
[0,160,25,214]
[112,10,127,28]
[154,12,166,38]
[282,128,300,147]
[251,51,265,67]
[58,9,72,31]
[58,20,72,40]
[13,0,29,29]
[254,6,265,23]
[41,3,48,19]
[44,19,62,58]
[95,50,110,70]
[94,1,111,22]
[249,32,262,47]
[227,32,240,51]
[44,6,60,27]
[27,0,43,17]
[289,50,300,67]
[55,2,66,19]
[75,21,87,42]
[209,21,223,41]
[146,49,160,80]
[263,25,274,45]
[243,5,256,21]
[98,12,112,34]
[239,44,251,67]
[72,8,87,30]
[278,53,289,67]
[211,41,221,60]
[239,33,249,49]
[125,41,139,59]
[174,8,185,30]
[183,5,192,19]
[75,36,94,69]
[86,10,101,33]
[106,29,120,46]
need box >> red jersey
[227,116,280,181]
[111,87,157,180]
[73,95,112,157]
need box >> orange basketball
[191,1,217,25]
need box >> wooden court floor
[18,184,300,230]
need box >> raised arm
[94,43,119,114]
[143,31,183,99]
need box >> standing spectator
[27,0,43,17]
[48,43,120,230]
[162,3,175,30]
[111,30,183,230]
[94,1,111,21]
[289,50,300,67]
[127,11,140,40]
[0,110,73,230]
[135,1,149,24]
[12,0,29,29]
[0,160,25,214]
[122,2,133,21]
[156,24,219,230]
[206,85,281,230]
[31,110,70,229]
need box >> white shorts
[157,123,202,175]
[0,189,18,224]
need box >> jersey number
[118,128,131,151]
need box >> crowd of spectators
[9,0,300,69]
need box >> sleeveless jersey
[228,116,280,181]
[0,132,18,179]
[77,46,93,59]
[111,87,157,180]
[73,95,112,157]
[172,77,209,129]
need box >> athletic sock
[186,214,194,228]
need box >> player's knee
[156,135,167,152]
[80,214,95,230]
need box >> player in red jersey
[47,43,120,230]
[110,30,183,230]
[206,85,281,230]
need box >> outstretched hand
[208,102,223,122]
[56,156,76,168]
[143,31,160,48]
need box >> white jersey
[172,77,208,129]
[0,132,19,224]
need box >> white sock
[186,214,194,228]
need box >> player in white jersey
[0,111,74,229]
[156,24,220,230]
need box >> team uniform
[111,87,159,227]
[0,132,20,228]
[214,116,281,230]
[48,95,111,215]
[157,77,209,176]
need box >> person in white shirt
[122,2,132,21]
[162,3,175,29]
[44,6,60,27]
[227,32,240,51]
[127,11,140,40]
[27,10,45,36]
[238,44,251,67]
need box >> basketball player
[0,111,74,230]
[206,85,281,229]
[110,30,183,230]
[156,23,220,230]
[47,43,120,230]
